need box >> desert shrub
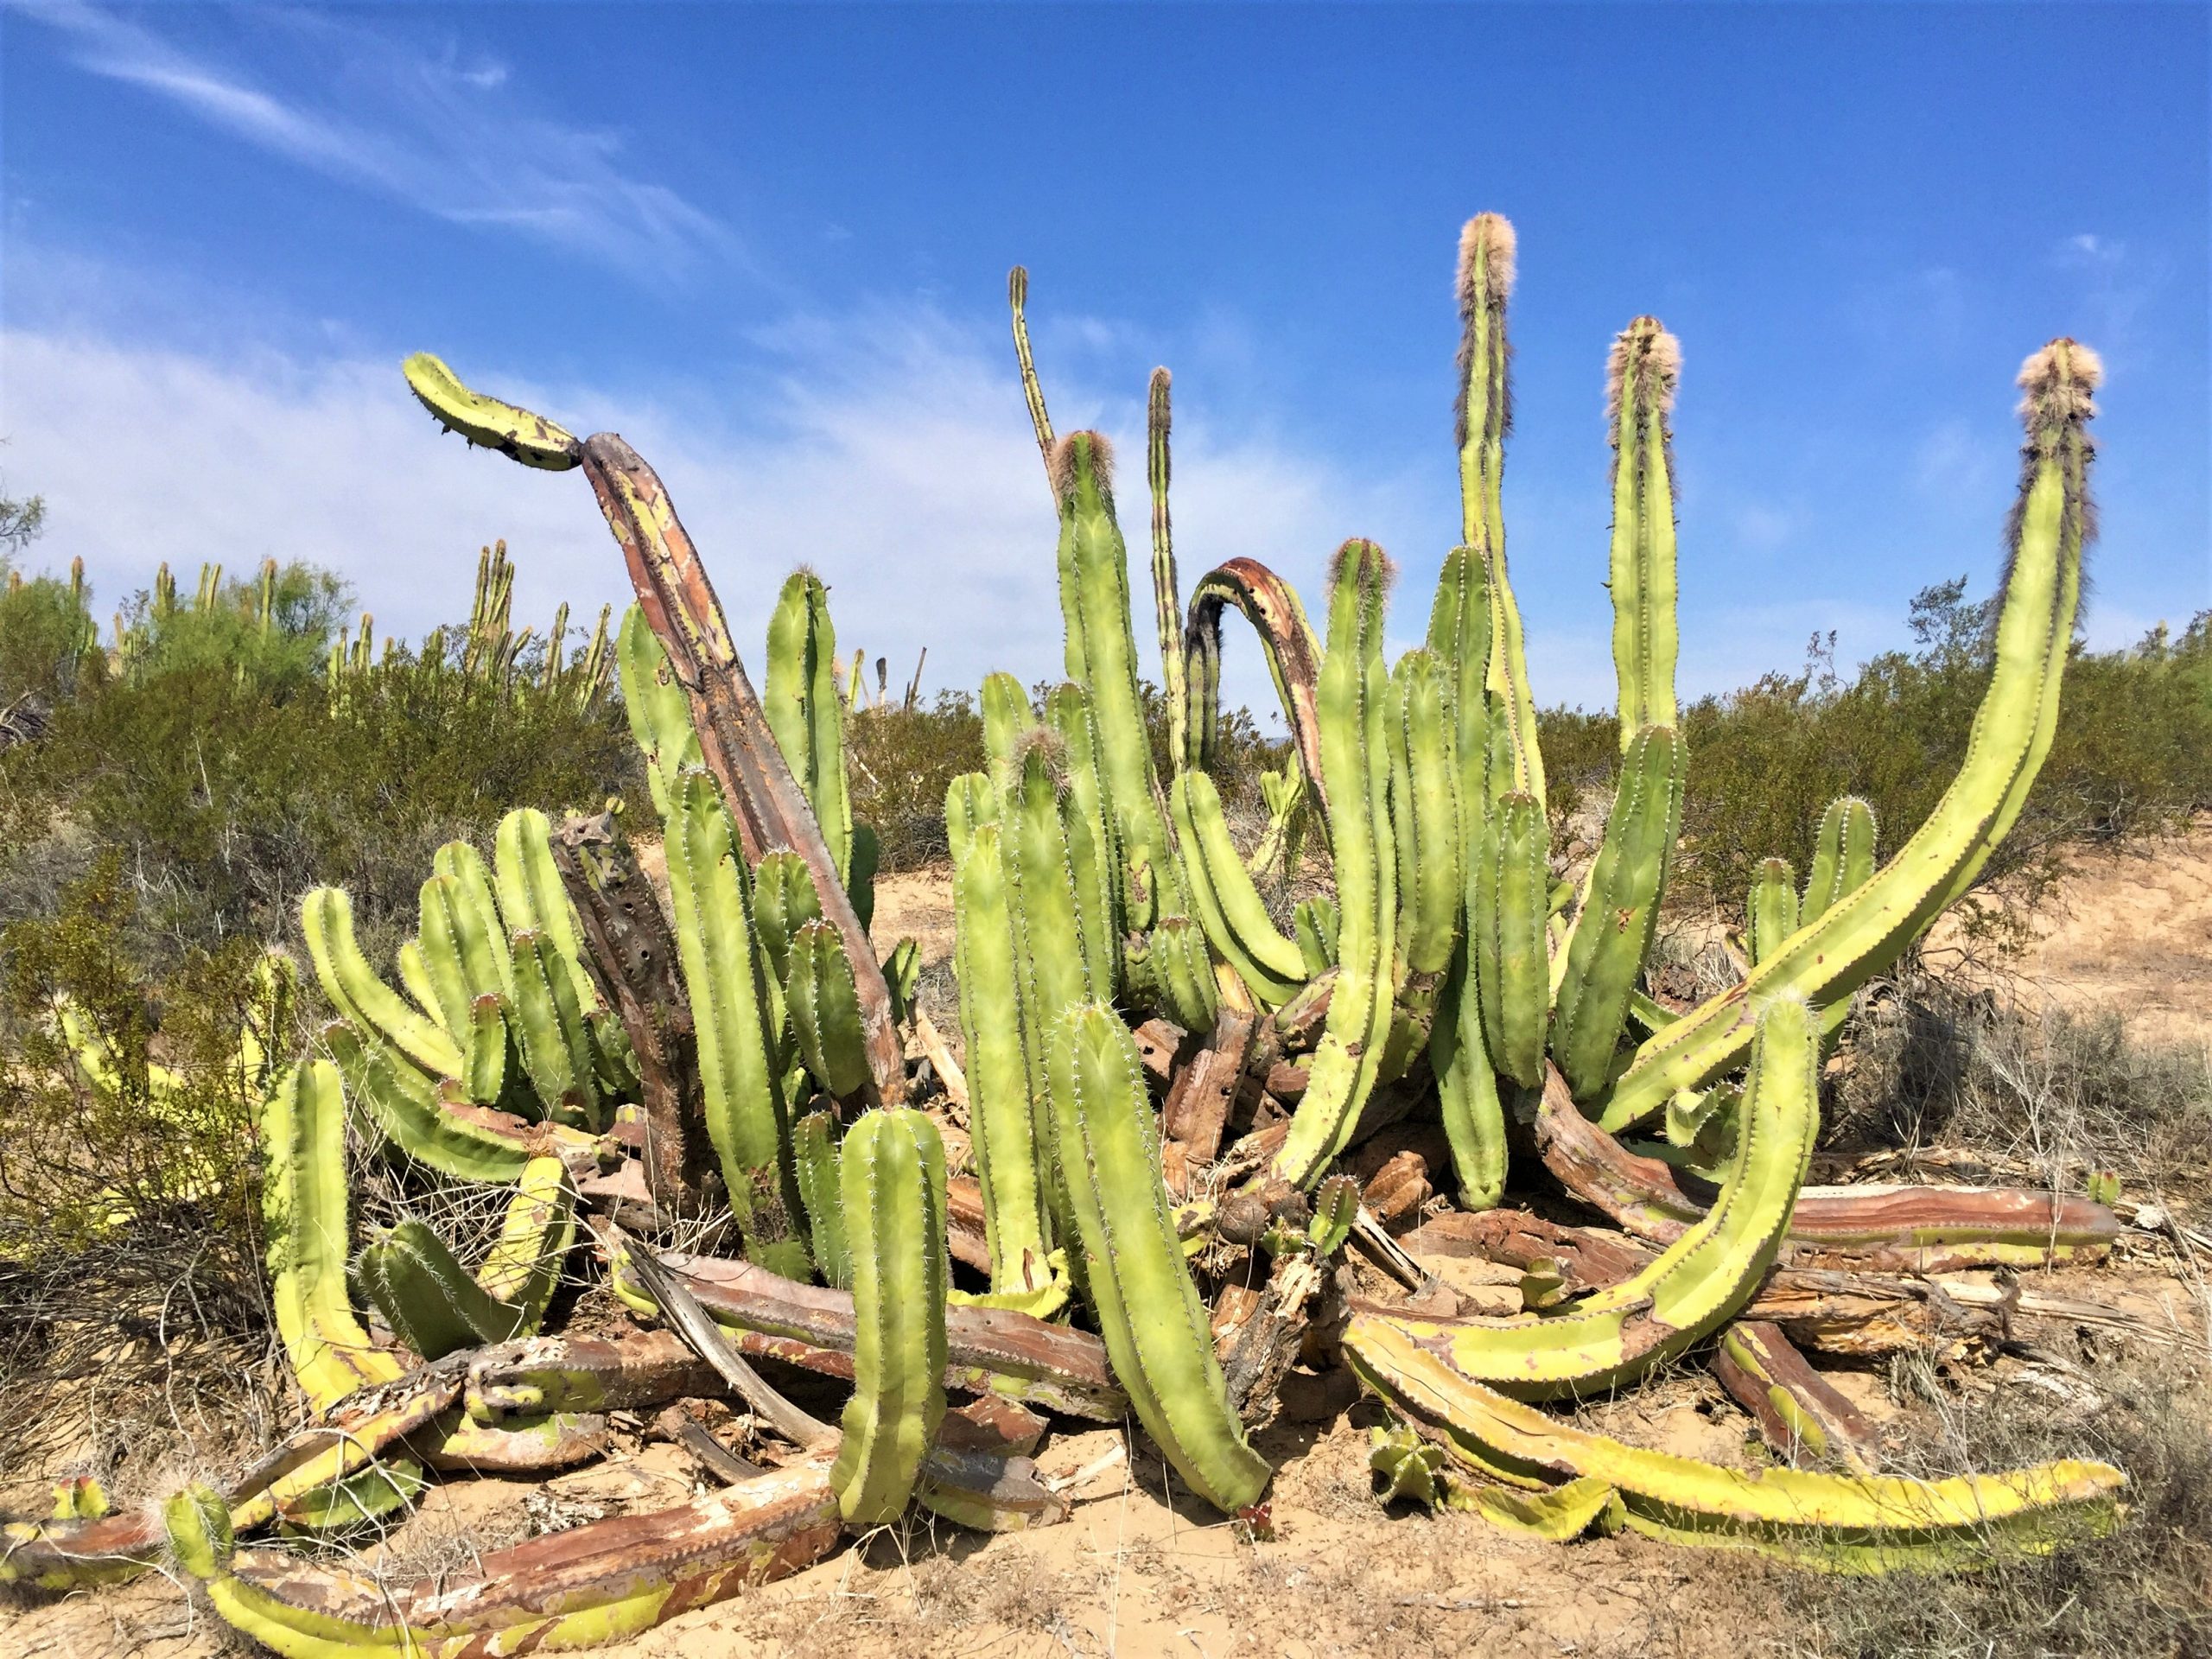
[1830,970,2212,1205]
[0,569,104,707]
[1544,584,2212,928]
[0,861,283,1437]
[1783,1356,2212,1659]
[847,690,987,870]
[0,646,637,970]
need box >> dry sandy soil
[6,834,2210,1659]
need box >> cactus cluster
[0,217,2134,1650]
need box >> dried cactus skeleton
[0,215,2131,1648]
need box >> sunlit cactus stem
[1597,340,2101,1132]
[766,569,857,892]
[1607,318,1682,743]
[1147,367,1193,770]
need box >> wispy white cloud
[10,2,741,285]
[0,303,1423,721]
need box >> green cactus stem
[1049,1002,1270,1513]
[1172,769,1306,1007]
[617,602,703,817]
[661,768,809,1278]
[1598,340,2100,1133]
[786,919,872,1102]
[948,807,1055,1298]
[1044,683,1122,1002]
[1605,319,1683,745]
[1147,367,1192,770]
[792,1110,851,1290]
[766,569,856,891]
[1474,786,1548,1090]
[1549,724,1685,1100]
[831,1109,950,1525]
[1272,540,1399,1187]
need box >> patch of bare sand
[1924,822,2212,1052]
[868,864,957,973]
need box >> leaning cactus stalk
[11,217,2136,1652]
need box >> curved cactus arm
[320,1020,563,1184]
[1366,995,1820,1397]
[1711,1319,1880,1473]
[1007,267,1058,482]
[1272,541,1400,1187]
[1428,946,1508,1211]
[357,1218,518,1358]
[166,1458,845,1659]
[1052,432,1185,932]
[1147,368,1192,771]
[616,602,703,817]
[1605,318,1682,744]
[1293,896,1338,976]
[576,431,906,1105]
[474,1154,575,1330]
[1182,557,1327,813]
[1599,341,2098,1132]
[1549,725,1685,1099]
[1344,1322,2123,1567]
[663,769,810,1279]
[765,570,856,890]
[1052,1002,1271,1513]
[1044,683,1123,1002]
[261,1061,406,1410]
[403,352,582,471]
[1170,770,1306,1007]
[949,810,1054,1297]
[792,1110,851,1290]
[302,887,466,1081]
[787,919,872,1102]
[831,1109,951,1525]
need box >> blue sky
[3,3,2205,719]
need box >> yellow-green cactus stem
[1599,340,2100,1133]
[494,807,601,1014]
[303,886,465,1081]
[1605,318,1682,746]
[1357,995,1819,1398]
[509,927,601,1130]
[786,919,871,1102]
[1550,724,1685,1100]
[793,1109,850,1290]
[663,768,809,1278]
[832,1109,950,1525]
[1428,945,1508,1211]
[1455,213,1543,810]
[1147,366,1192,770]
[1050,1002,1270,1512]
[403,351,582,470]
[1474,786,1549,1091]
[616,602,702,817]
[1005,738,1094,1096]
[414,874,507,1103]
[1273,540,1399,1187]
[319,1020,543,1184]
[1389,646,1461,982]
[1051,431,1185,934]
[750,849,821,993]
[765,569,856,892]
[980,671,1033,801]
[356,1217,528,1358]
[1171,768,1306,1007]
[1044,683,1122,1001]
[1147,915,1221,1034]
[949,808,1054,1297]
[1293,896,1338,976]
[1344,1319,2124,1571]
[1747,857,1799,967]
[1800,797,1878,1048]
[474,1154,575,1329]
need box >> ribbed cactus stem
[1052,432,1185,932]
[1045,683,1123,1001]
[1049,1003,1270,1512]
[787,919,872,1102]
[663,769,809,1277]
[832,1109,950,1525]
[1273,540,1399,1186]
[1606,318,1682,745]
[792,1110,851,1290]
[1747,857,1799,967]
[766,570,855,890]
[1455,213,1544,809]
[1550,723,1685,1101]
[1007,266,1058,484]
[1599,340,2100,1132]
[1147,368,1192,771]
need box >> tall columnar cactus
[1595,340,2098,1132]
[1049,1003,1270,1512]
[831,1109,950,1525]
[765,569,859,898]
